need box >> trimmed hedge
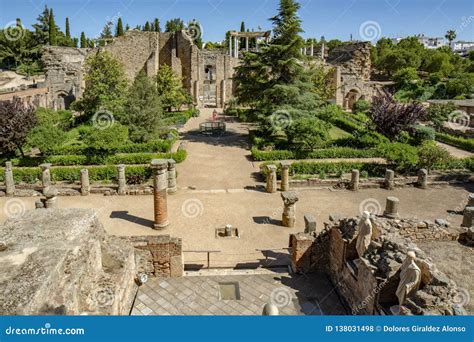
[1,150,187,168]
[251,147,380,161]
[330,116,364,134]
[260,161,387,178]
[436,133,474,152]
[0,165,154,184]
[49,139,173,156]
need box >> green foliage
[73,51,127,116]
[427,102,456,131]
[156,65,190,111]
[393,67,420,89]
[310,64,336,101]
[251,146,379,161]
[445,74,474,99]
[165,18,184,32]
[418,141,451,173]
[116,18,124,37]
[48,8,57,45]
[118,71,163,142]
[82,123,129,153]
[26,124,67,155]
[80,32,87,48]
[436,133,474,152]
[285,117,330,150]
[49,139,172,155]
[353,99,370,113]
[411,125,436,145]
[377,142,419,171]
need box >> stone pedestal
[384,196,400,218]
[281,191,299,228]
[40,163,52,190]
[262,303,279,316]
[417,169,428,189]
[350,169,359,191]
[304,214,317,234]
[4,161,15,197]
[43,187,58,209]
[462,207,474,228]
[167,159,177,194]
[266,165,278,193]
[117,164,127,195]
[280,161,291,191]
[80,169,90,196]
[151,159,169,230]
[385,169,395,190]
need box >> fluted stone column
[266,165,277,193]
[221,79,226,108]
[167,159,177,194]
[4,161,15,197]
[384,196,400,218]
[151,159,169,230]
[417,169,428,189]
[280,161,291,191]
[117,164,127,195]
[40,163,52,190]
[350,169,360,191]
[80,169,90,196]
[462,207,474,228]
[281,191,299,228]
[385,169,395,190]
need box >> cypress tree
[240,21,246,46]
[144,21,150,31]
[65,17,71,38]
[154,18,160,32]
[48,8,57,45]
[116,17,124,36]
[80,32,87,48]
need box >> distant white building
[451,41,474,55]
[418,35,446,49]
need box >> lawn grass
[329,126,352,139]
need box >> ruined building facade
[38,30,238,110]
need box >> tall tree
[240,21,246,46]
[80,32,87,48]
[144,21,151,32]
[32,5,50,45]
[48,8,57,45]
[65,17,71,39]
[165,18,184,32]
[116,17,124,37]
[445,30,457,48]
[154,18,161,32]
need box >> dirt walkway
[176,108,261,190]
[437,141,473,158]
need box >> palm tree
[445,30,456,49]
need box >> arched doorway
[344,89,361,111]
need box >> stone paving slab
[131,272,347,316]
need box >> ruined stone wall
[131,235,183,278]
[327,42,372,81]
[0,87,50,108]
[290,216,466,315]
[96,31,160,81]
[41,46,88,109]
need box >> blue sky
[0,0,473,42]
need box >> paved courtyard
[131,270,347,316]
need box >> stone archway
[344,88,361,111]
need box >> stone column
[281,191,299,228]
[417,169,428,189]
[246,36,249,51]
[151,159,169,230]
[310,43,314,56]
[117,164,127,195]
[384,169,395,190]
[167,159,177,194]
[462,207,474,228]
[280,161,291,191]
[4,161,15,197]
[43,187,58,209]
[234,36,238,58]
[193,80,199,104]
[304,214,316,234]
[40,163,52,190]
[220,79,226,107]
[383,196,400,218]
[350,169,360,191]
[265,165,277,193]
[228,35,232,56]
[80,169,90,196]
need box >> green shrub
[26,124,68,155]
[83,123,129,153]
[418,141,451,173]
[251,147,380,161]
[411,125,436,145]
[353,99,370,113]
[50,139,172,155]
[377,143,419,171]
[436,133,474,152]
